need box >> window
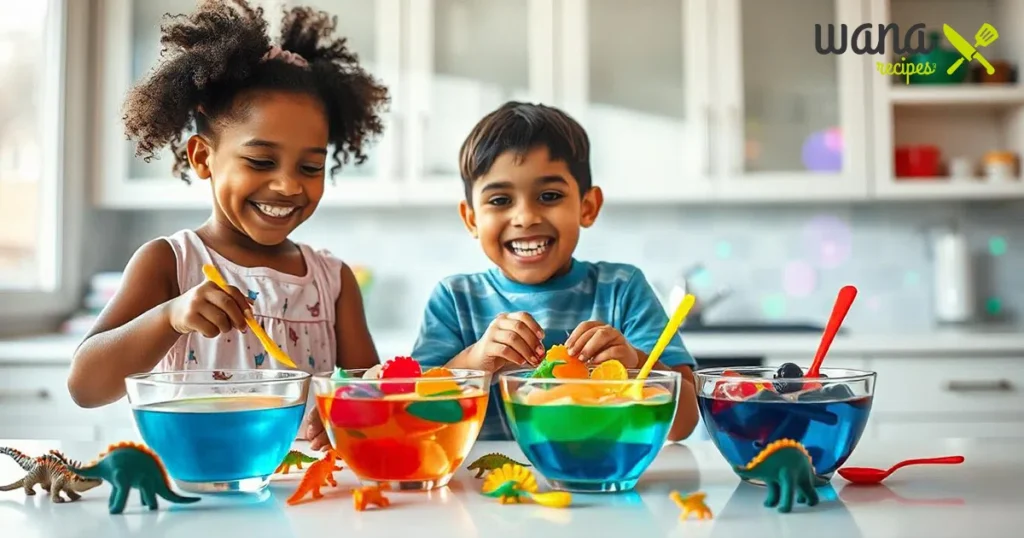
[0,0,59,291]
[0,0,86,327]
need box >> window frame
[0,0,89,335]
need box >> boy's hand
[168,280,253,337]
[305,407,331,451]
[565,321,640,369]
[469,312,545,371]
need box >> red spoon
[838,456,965,484]
[806,285,858,378]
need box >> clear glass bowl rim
[125,369,310,387]
[311,367,489,384]
[694,366,876,384]
[498,368,681,384]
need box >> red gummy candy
[380,356,422,394]
[322,387,391,429]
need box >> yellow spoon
[201,264,297,368]
[622,293,696,399]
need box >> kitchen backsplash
[90,200,1024,335]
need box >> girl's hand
[305,408,331,451]
[565,321,640,369]
[167,280,252,337]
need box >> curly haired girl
[69,0,388,450]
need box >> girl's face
[187,90,328,247]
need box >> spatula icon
[945,23,999,75]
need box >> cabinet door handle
[0,389,50,401]
[945,380,1013,392]
[704,106,714,176]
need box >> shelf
[875,179,1024,201]
[888,85,1024,107]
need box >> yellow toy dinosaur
[286,451,340,505]
[670,490,713,520]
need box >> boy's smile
[460,145,602,285]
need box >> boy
[410,101,699,441]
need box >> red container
[895,145,941,178]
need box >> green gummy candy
[405,400,463,424]
[331,367,350,380]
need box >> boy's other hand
[470,312,545,371]
[305,407,331,451]
[566,321,640,369]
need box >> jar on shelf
[983,151,1019,182]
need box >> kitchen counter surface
[2,324,1022,364]
[0,437,1017,537]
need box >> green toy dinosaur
[732,439,820,513]
[467,453,531,478]
[0,447,102,502]
[275,450,320,474]
[482,480,529,503]
[66,441,200,514]
[529,360,564,379]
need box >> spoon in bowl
[806,285,858,379]
[621,294,696,399]
[838,456,964,485]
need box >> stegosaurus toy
[0,447,102,502]
[352,484,391,511]
[286,450,341,505]
[467,452,531,478]
[275,450,320,474]
[67,441,200,514]
[732,439,820,513]
[481,463,571,508]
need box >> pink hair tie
[262,44,309,68]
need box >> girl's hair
[123,0,389,182]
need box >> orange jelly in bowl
[312,361,488,491]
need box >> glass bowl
[311,368,489,491]
[694,366,875,485]
[499,369,680,493]
[125,369,310,494]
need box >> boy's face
[459,145,602,285]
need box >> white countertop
[0,437,1018,537]
[2,324,1023,365]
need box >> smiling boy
[410,101,700,441]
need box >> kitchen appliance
[929,224,976,324]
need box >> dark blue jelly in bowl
[694,366,875,485]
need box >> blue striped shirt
[410,259,695,440]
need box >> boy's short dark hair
[458,101,591,203]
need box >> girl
[68,0,389,451]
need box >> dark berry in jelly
[773,362,804,393]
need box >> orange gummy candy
[546,345,588,379]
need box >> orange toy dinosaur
[352,483,391,511]
[670,490,713,520]
[286,451,341,505]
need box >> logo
[814,23,999,84]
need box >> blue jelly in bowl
[694,366,875,485]
[125,369,310,494]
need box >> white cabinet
[711,0,870,201]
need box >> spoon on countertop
[838,455,965,484]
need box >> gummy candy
[380,356,422,394]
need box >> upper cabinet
[90,0,1024,209]
[710,0,870,201]
[554,0,714,202]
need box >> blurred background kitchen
[1,0,1023,442]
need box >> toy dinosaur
[352,483,391,511]
[480,463,571,508]
[66,441,200,514]
[467,452,531,478]
[732,439,820,513]
[275,450,319,474]
[286,450,341,505]
[669,490,713,520]
[0,447,102,503]
[529,360,565,379]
